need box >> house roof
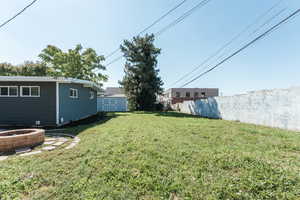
[105,94,127,98]
[0,76,102,91]
[105,87,125,96]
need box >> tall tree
[0,63,16,76]
[120,34,163,111]
[18,61,48,76]
[39,44,107,86]
[0,61,48,76]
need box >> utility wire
[168,0,284,87]
[249,7,286,36]
[156,0,211,36]
[180,9,300,88]
[137,0,189,37]
[208,7,288,70]
[0,0,39,30]
[105,0,212,67]
[105,55,123,67]
[180,5,288,87]
[105,0,188,59]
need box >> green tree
[39,44,107,85]
[18,61,48,76]
[120,34,163,111]
[0,63,16,76]
[0,61,48,76]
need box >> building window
[186,92,191,98]
[10,87,18,96]
[194,92,199,98]
[176,92,180,98]
[201,92,206,97]
[70,88,78,98]
[0,86,18,97]
[90,91,94,99]
[21,86,40,97]
[0,87,8,96]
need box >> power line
[105,0,212,67]
[207,7,287,70]
[105,55,123,67]
[0,0,39,30]
[180,9,300,88]
[137,0,189,37]
[178,6,288,88]
[168,0,284,88]
[249,7,286,37]
[105,48,121,60]
[156,0,211,36]
[105,0,188,59]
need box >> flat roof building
[163,88,219,104]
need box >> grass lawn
[1,112,300,199]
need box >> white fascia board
[0,76,102,91]
[0,76,58,82]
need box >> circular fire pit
[0,129,45,152]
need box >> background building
[97,87,128,112]
[163,88,219,105]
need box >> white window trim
[70,88,78,99]
[0,86,18,97]
[20,86,40,97]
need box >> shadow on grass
[49,113,126,136]
[135,111,202,119]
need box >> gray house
[0,76,101,127]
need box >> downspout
[56,82,60,126]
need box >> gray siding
[59,83,97,124]
[0,82,56,126]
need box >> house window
[21,86,40,97]
[10,87,18,96]
[0,86,18,97]
[70,88,78,98]
[201,92,206,97]
[194,92,199,98]
[186,92,191,98]
[90,91,95,99]
[175,92,180,98]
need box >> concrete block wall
[177,87,300,131]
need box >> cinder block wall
[178,87,300,131]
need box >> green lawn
[1,112,300,199]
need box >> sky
[0,0,299,95]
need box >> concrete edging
[0,129,45,152]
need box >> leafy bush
[154,103,164,111]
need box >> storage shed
[0,76,101,127]
[97,87,128,112]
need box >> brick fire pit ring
[0,129,45,152]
